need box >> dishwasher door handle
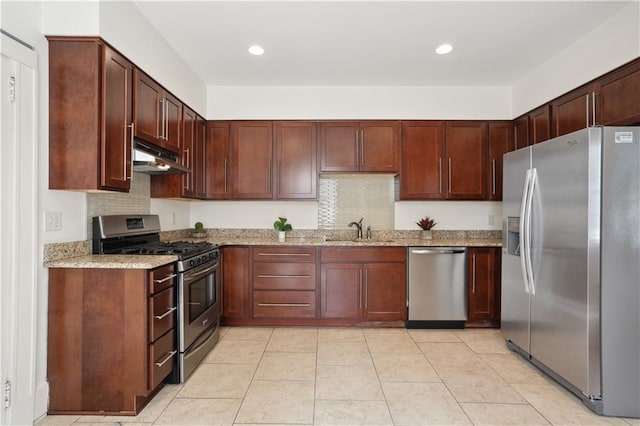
[410,249,466,255]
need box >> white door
[1,33,39,425]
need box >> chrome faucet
[348,217,364,239]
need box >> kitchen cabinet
[551,83,596,137]
[205,121,230,199]
[47,263,177,415]
[513,115,530,150]
[230,121,274,199]
[194,116,207,198]
[319,121,400,173]
[221,247,251,323]
[399,121,446,199]
[596,59,640,126]
[133,68,182,154]
[48,37,133,192]
[150,106,199,198]
[252,246,317,320]
[466,247,501,328]
[487,122,514,201]
[274,121,318,199]
[445,121,488,200]
[320,248,406,323]
[529,105,552,144]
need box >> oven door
[179,259,221,352]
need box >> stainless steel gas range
[93,214,220,382]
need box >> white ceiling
[132,1,632,87]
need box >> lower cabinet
[320,247,407,324]
[466,247,501,327]
[221,246,251,322]
[47,264,177,415]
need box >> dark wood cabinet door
[551,84,593,137]
[363,263,406,321]
[513,115,530,150]
[194,117,206,198]
[275,121,317,199]
[230,121,274,199]
[133,69,162,146]
[205,121,230,199]
[222,247,251,321]
[487,122,514,201]
[530,105,551,144]
[360,121,400,172]
[319,122,360,172]
[467,247,501,327]
[102,46,133,191]
[445,122,488,200]
[399,121,446,199]
[181,107,197,197]
[163,92,182,153]
[598,59,640,126]
[320,263,362,319]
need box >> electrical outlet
[171,213,176,225]
[45,211,62,231]
[488,215,495,226]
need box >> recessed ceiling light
[248,45,264,56]
[435,44,453,55]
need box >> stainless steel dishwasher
[407,247,468,329]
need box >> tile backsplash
[318,175,394,230]
[86,173,151,239]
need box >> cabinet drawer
[149,329,176,390]
[253,263,316,290]
[321,247,406,263]
[253,291,316,318]
[149,264,176,294]
[149,287,176,342]
[253,246,316,262]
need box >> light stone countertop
[45,254,178,269]
[201,237,502,247]
[43,232,502,269]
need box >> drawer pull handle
[154,306,177,320]
[154,273,177,284]
[258,253,311,257]
[258,303,311,307]
[154,350,177,367]
[257,274,311,278]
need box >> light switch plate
[45,211,62,231]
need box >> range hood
[133,141,189,175]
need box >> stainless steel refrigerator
[502,126,640,418]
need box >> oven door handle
[183,263,219,283]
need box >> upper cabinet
[230,121,274,199]
[551,83,596,137]
[133,69,182,154]
[487,122,514,201]
[513,115,530,150]
[274,121,318,199]
[204,121,230,199]
[399,121,488,200]
[529,105,552,144]
[319,121,400,173]
[48,37,133,192]
[399,121,446,199]
[445,122,488,200]
[596,59,640,126]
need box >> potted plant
[416,216,436,239]
[273,217,293,242]
[190,221,207,238]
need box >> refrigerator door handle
[524,168,537,295]
[519,169,532,294]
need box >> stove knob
[189,260,195,267]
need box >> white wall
[207,85,512,120]
[190,201,319,229]
[513,1,640,116]
[395,201,502,231]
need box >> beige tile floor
[37,327,640,426]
